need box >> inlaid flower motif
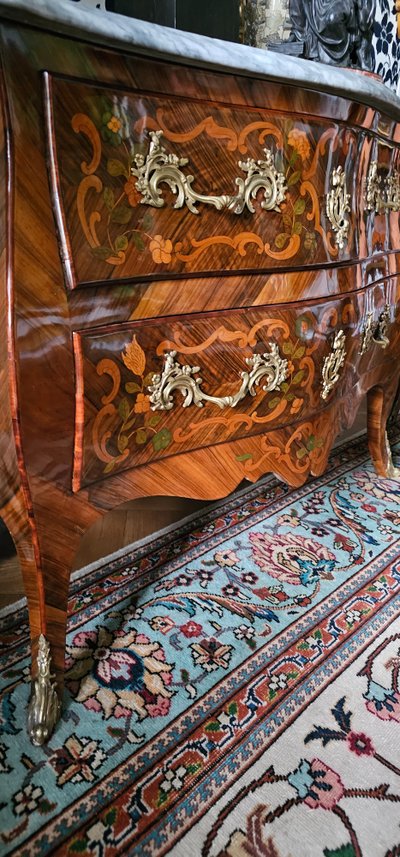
[66,626,174,721]
[249,532,336,586]
[50,735,106,785]
[288,128,311,161]
[134,393,150,414]
[149,234,173,264]
[107,116,121,134]
[101,110,123,146]
[122,335,146,377]
[190,638,232,672]
[288,758,344,810]
[124,175,142,207]
[290,397,303,415]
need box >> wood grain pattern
[0,17,399,739]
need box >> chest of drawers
[0,0,399,743]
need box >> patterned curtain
[371,0,400,92]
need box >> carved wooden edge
[42,71,77,290]
[0,59,62,743]
[0,55,40,582]
[72,331,85,493]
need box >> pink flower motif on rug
[364,681,400,722]
[288,758,344,810]
[249,532,336,586]
[65,626,174,720]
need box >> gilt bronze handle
[321,329,346,400]
[360,304,390,355]
[131,130,287,215]
[147,344,289,411]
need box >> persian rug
[1,432,400,856]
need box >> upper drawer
[46,73,366,289]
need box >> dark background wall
[105,0,241,42]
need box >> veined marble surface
[1,0,400,119]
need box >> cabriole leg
[367,386,400,480]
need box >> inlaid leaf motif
[122,335,146,377]
[293,198,305,215]
[132,233,145,251]
[110,205,132,225]
[118,434,129,453]
[125,381,141,394]
[275,233,290,249]
[152,428,172,452]
[103,187,114,210]
[118,398,130,421]
[107,158,128,178]
[92,246,112,260]
[288,170,301,186]
[115,235,129,251]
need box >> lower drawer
[72,294,375,490]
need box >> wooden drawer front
[73,297,368,490]
[357,277,400,371]
[47,74,363,289]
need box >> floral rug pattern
[0,433,399,855]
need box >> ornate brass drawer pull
[360,304,390,355]
[365,162,400,213]
[326,166,350,250]
[147,344,289,411]
[321,329,346,400]
[131,130,287,215]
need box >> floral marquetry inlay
[76,311,328,485]
[51,80,356,284]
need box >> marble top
[1,0,400,120]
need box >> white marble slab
[1,0,399,119]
